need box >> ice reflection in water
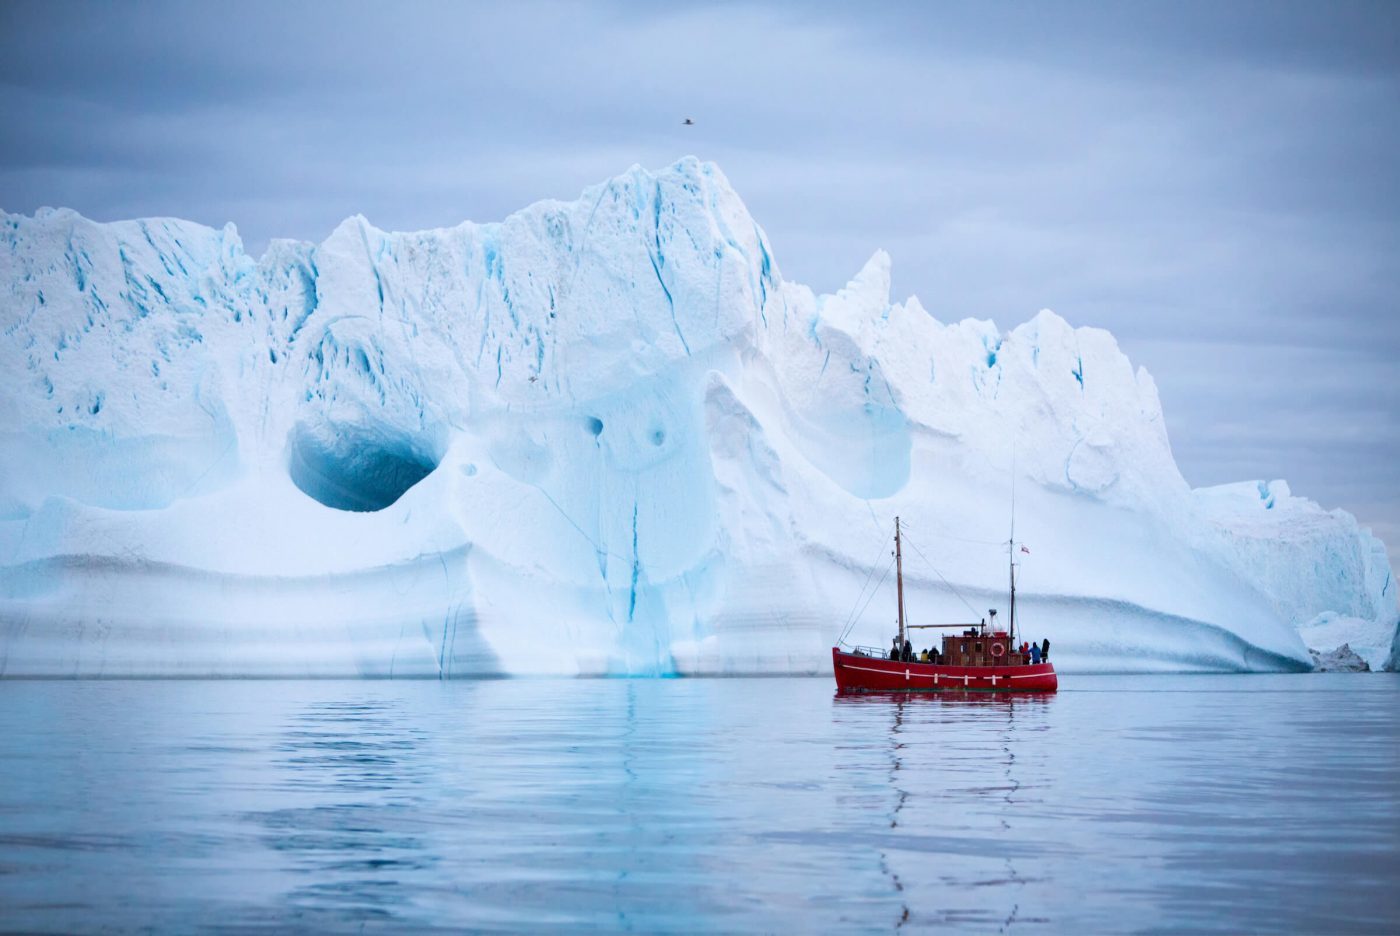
[259,699,434,922]
[0,676,1396,932]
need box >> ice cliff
[1,158,1395,676]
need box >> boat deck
[832,646,1057,692]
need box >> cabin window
[960,643,967,654]
[976,642,983,653]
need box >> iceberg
[1,159,1395,676]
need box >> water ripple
[0,675,1394,932]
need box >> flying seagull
[682,117,694,126]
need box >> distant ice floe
[1,160,1395,676]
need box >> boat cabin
[938,629,1028,667]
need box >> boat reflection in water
[829,674,1058,929]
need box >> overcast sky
[2,0,1397,558]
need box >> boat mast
[1009,453,1017,645]
[895,516,907,649]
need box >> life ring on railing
[990,642,1006,658]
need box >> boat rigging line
[838,517,993,647]
[838,550,897,647]
[897,518,1003,548]
[897,529,985,622]
[839,523,897,634]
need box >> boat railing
[844,645,889,658]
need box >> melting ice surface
[0,158,1396,675]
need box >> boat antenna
[895,516,907,651]
[1009,541,1017,646]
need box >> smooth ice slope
[1,159,1395,676]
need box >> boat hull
[832,647,1058,693]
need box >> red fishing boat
[833,518,1057,693]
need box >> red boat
[833,517,1057,693]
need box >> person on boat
[1030,642,1042,664]
[1020,641,1029,656]
[1041,638,1050,661]
[919,648,929,663]
[890,637,901,660]
[903,639,913,662]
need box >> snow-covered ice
[1,158,1395,676]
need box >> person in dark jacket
[890,636,901,660]
[1041,638,1050,662]
[902,639,913,662]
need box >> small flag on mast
[1020,545,1030,554]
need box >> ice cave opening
[287,420,442,512]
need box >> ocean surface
[1,674,1397,933]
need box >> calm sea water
[0,675,1396,933]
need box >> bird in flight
[682,117,694,126]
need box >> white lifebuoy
[990,642,1006,658]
